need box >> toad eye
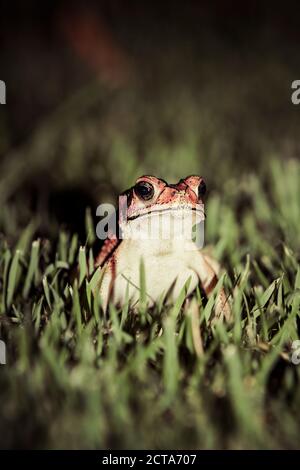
[134,181,154,201]
[198,180,206,198]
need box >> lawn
[0,151,299,448]
[0,13,300,448]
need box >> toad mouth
[126,205,205,221]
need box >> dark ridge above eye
[198,180,206,197]
[135,181,154,200]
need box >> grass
[0,157,299,449]
[1,22,300,447]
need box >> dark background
[1,0,300,239]
[1,1,300,450]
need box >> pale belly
[99,240,200,310]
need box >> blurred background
[1,0,300,451]
[1,0,300,242]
